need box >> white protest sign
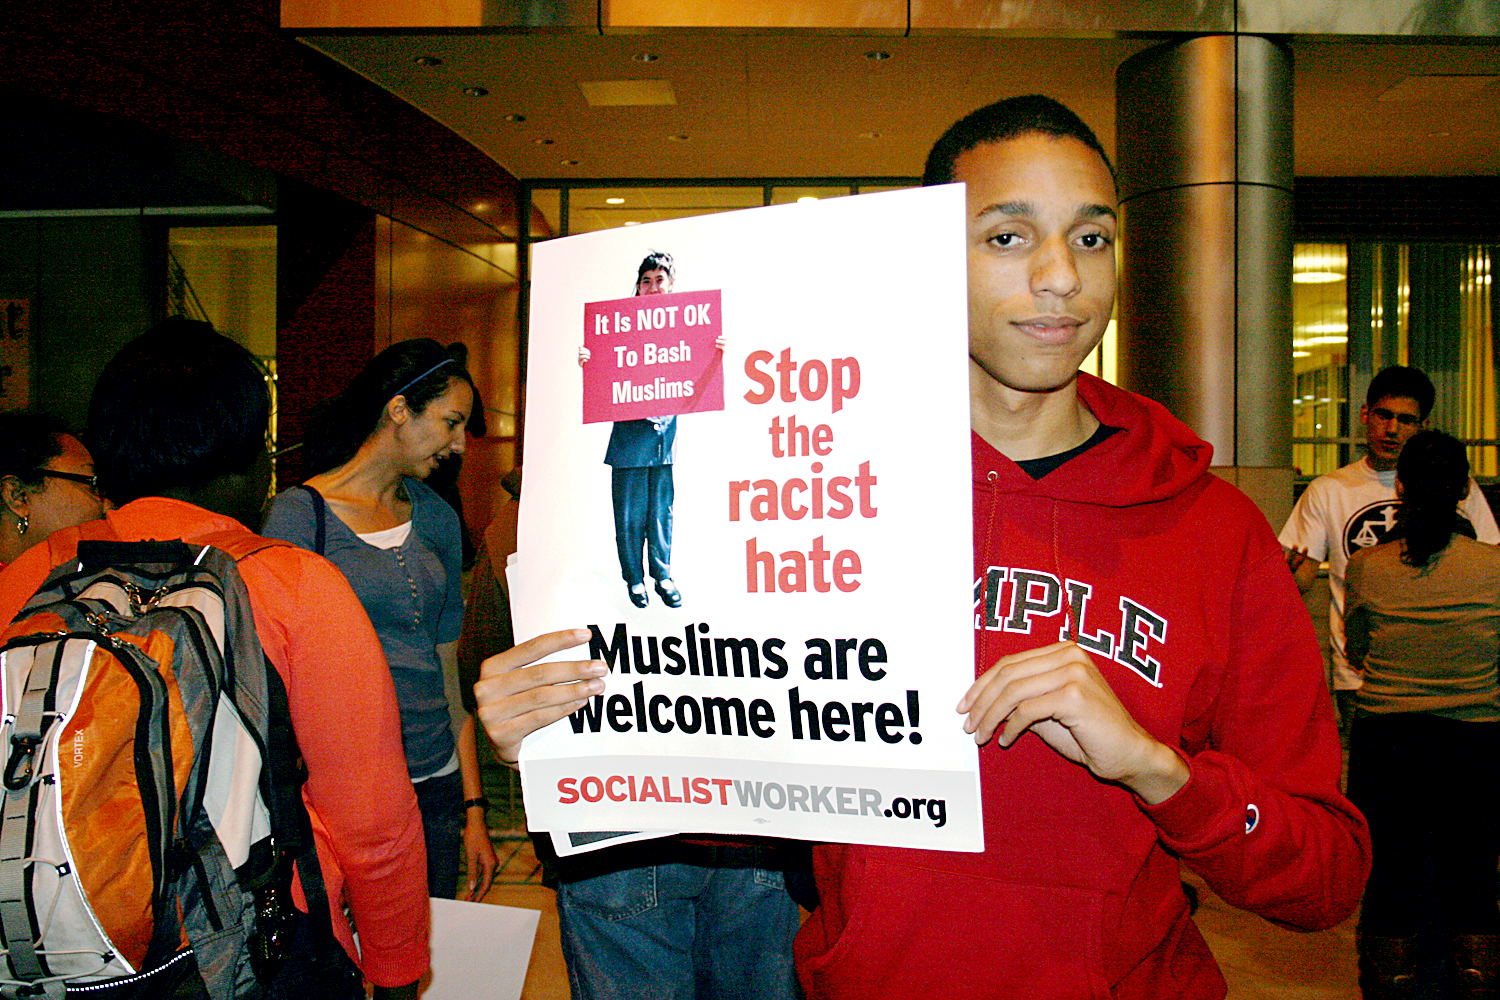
[515,185,980,852]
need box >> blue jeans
[611,465,674,587]
[555,846,801,1000]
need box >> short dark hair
[1366,366,1435,420]
[302,338,479,476]
[923,94,1115,188]
[87,317,270,506]
[0,411,73,494]
[635,250,675,294]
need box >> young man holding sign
[473,96,1369,999]
[789,97,1369,998]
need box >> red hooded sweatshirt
[795,374,1370,1000]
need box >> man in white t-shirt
[1280,365,1500,746]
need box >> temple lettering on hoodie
[974,566,1169,687]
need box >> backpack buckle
[122,582,170,616]
[5,733,43,792]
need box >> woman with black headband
[263,338,498,902]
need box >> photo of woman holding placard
[580,250,690,609]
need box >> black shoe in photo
[654,578,683,608]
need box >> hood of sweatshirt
[972,372,1213,507]
[799,375,1364,1000]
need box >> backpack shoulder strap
[291,485,328,556]
[187,525,344,968]
[187,529,294,563]
[36,523,291,576]
[39,517,122,569]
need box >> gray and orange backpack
[0,527,323,999]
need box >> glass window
[530,189,561,240]
[167,224,278,471]
[167,225,277,359]
[566,187,763,234]
[1292,243,1349,476]
[1459,248,1496,475]
[1292,241,1499,478]
[771,186,851,205]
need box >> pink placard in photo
[581,289,724,424]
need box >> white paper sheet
[424,898,541,1000]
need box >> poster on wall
[512,185,981,853]
[0,299,31,409]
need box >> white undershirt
[356,521,413,550]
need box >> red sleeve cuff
[1137,750,1236,853]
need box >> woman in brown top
[1345,430,1500,1000]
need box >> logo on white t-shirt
[1344,501,1400,557]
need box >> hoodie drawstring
[979,469,1001,673]
[1053,498,1075,642]
[978,475,1076,674]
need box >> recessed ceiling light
[866,51,891,61]
[606,197,625,204]
[463,87,488,98]
[534,138,555,145]
[797,196,818,203]
[624,221,641,226]
[473,202,489,212]
[560,159,579,166]
[666,134,689,142]
[413,55,443,67]
[504,113,526,122]
[633,53,659,63]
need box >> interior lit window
[1292,242,1498,479]
[1292,243,1348,476]
[566,187,762,234]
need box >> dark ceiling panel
[0,0,521,244]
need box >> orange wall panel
[375,216,519,538]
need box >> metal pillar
[1116,35,1295,525]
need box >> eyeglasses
[37,470,100,495]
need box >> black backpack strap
[235,651,345,988]
[293,486,328,557]
[294,835,339,952]
[194,530,343,979]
